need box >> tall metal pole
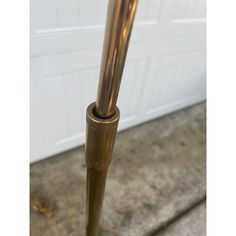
[85,1,138,235]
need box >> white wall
[30,0,206,162]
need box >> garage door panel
[30,0,206,162]
[31,22,205,57]
[31,0,161,33]
[160,0,206,21]
[31,0,205,57]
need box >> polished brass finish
[85,103,119,236]
[96,0,138,118]
[85,0,138,235]
[86,168,108,236]
[86,103,120,171]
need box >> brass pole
[96,0,139,118]
[85,1,138,235]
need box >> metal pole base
[86,168,107,236]
[85,102,120,236]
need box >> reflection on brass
[96,0,139,118]
[85,0,138,235]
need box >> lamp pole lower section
[84,0,138,234]
[86,168,108,236]
[85,103,120,236]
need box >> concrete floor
[155,201,206,236]
[30,103,206,236]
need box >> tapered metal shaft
[96,0,138,118]
[85,1,138,235]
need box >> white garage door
[30,0,206,162]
